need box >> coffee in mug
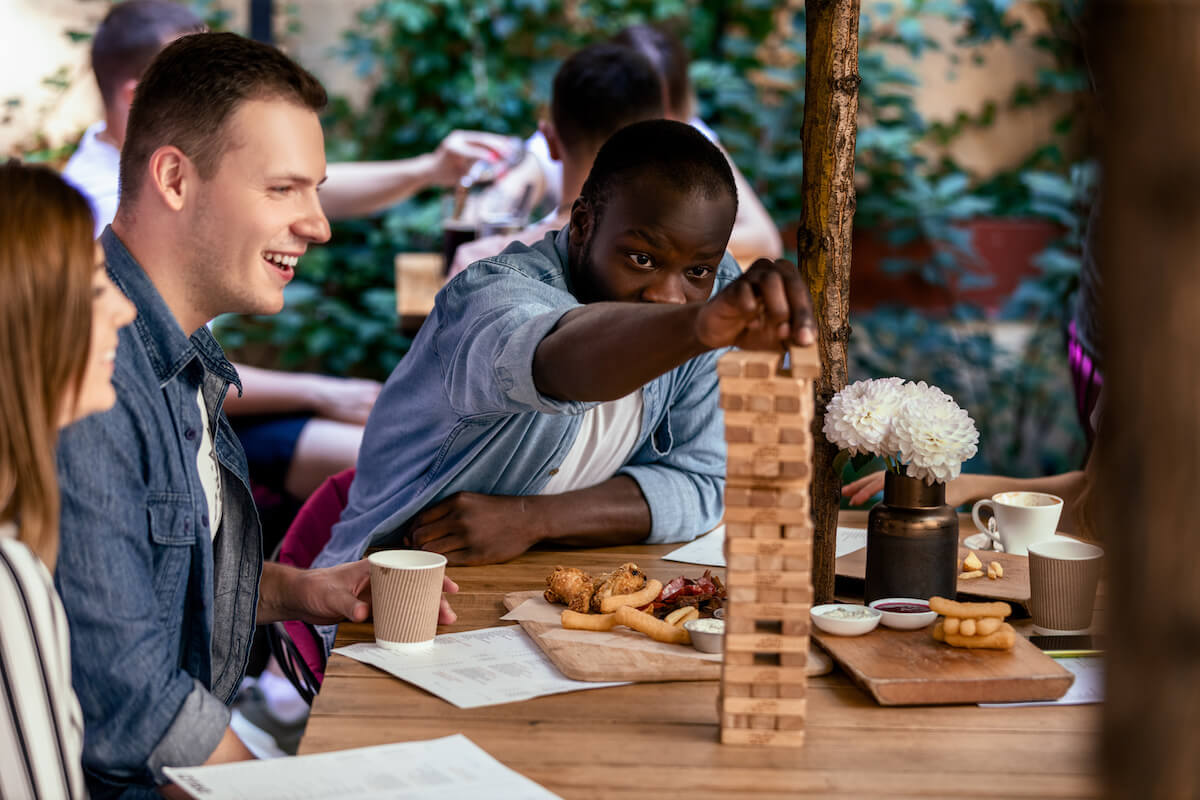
[971,491,1063,556]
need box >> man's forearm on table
[529,476,652,547]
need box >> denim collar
[100,226,241,393]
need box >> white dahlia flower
[891,383,979,484]
[822,377,907,457]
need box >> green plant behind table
[211,0,1093,481]
[217,0,697,378]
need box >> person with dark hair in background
[54,32,457,797]
[496,23,784,268]
[62,0,517,509]
[0,161,136,800]
[311,119,813,651]
[449,41,665,276]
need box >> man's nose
[294,195,331,243]
[641,272,688,305]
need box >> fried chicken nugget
[544,566,595,613]
[589,563,646,613]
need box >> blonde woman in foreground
[0,160,136,799]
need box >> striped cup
[368,550,447,650]
[1027,539,1103,635]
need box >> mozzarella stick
[600,579,663,614]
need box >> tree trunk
[1095,4,1200,796]
[798,0,860,603]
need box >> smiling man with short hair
[312,120,814,643]
[52,32,456,799]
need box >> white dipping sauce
[688,618,725,634]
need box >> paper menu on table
[164,734,561,799]
[978,657,1104,707]
[334,625,628,709]
[662,525,868,567]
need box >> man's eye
[627,253,653,268]
[270,186,293,194]
[687,265,714,279]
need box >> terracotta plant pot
[783,218,1063,315]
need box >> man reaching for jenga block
[312,121,814,653]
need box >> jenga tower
[716,345,819,747]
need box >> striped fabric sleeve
[0,536,87,800]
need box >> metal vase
[864,471,959,603]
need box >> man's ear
[568,195,593,248]
[540,119,563,162]
[117,78,138,110]
[146,145,192,212]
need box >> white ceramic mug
[971,491,1063,556]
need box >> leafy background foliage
[11,0,1093,484]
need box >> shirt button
[548,468,559,476]
[184,428,197,441]
[202,515,209,528]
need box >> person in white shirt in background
[62,0,518,505]
[486,23,784,270]
[0,160,138,800]
[449,42,666,277]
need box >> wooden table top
[300,513,1101,799]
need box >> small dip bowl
[868,597,937,631]
[810,603,881,636]
[683,617,725,653]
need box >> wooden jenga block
[722,664,809,684]
[718,345,816,749]
[726,538,810,556]
[725,485,808,508]
[722,730,806,748]
[726,633,809,654]
[725,569,810,590]
[724,696,807,717]
[723,503,811,524]
[725,600,813,621]
[783,523,813,540]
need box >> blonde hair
[0,161,95,569]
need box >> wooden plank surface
[301,532,1102,798]
[812,625,1074,706]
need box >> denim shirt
[54,229,262,799]
[312,226,737,615]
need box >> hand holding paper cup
[971,491,1063,556]
[368,550,448,651]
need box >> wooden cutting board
[502,591,833,683]
[836,543,1032,605]
[502,590,721,682]
[813,625,1074,706]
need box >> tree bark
[1094,3,1200,796]
[798,0,860,603]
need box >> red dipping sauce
[874,602,929,613]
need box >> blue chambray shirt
[312,226,737,648]
[54,229,262,799]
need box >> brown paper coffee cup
[1027,539,1103,635]
[368,550,447,650]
